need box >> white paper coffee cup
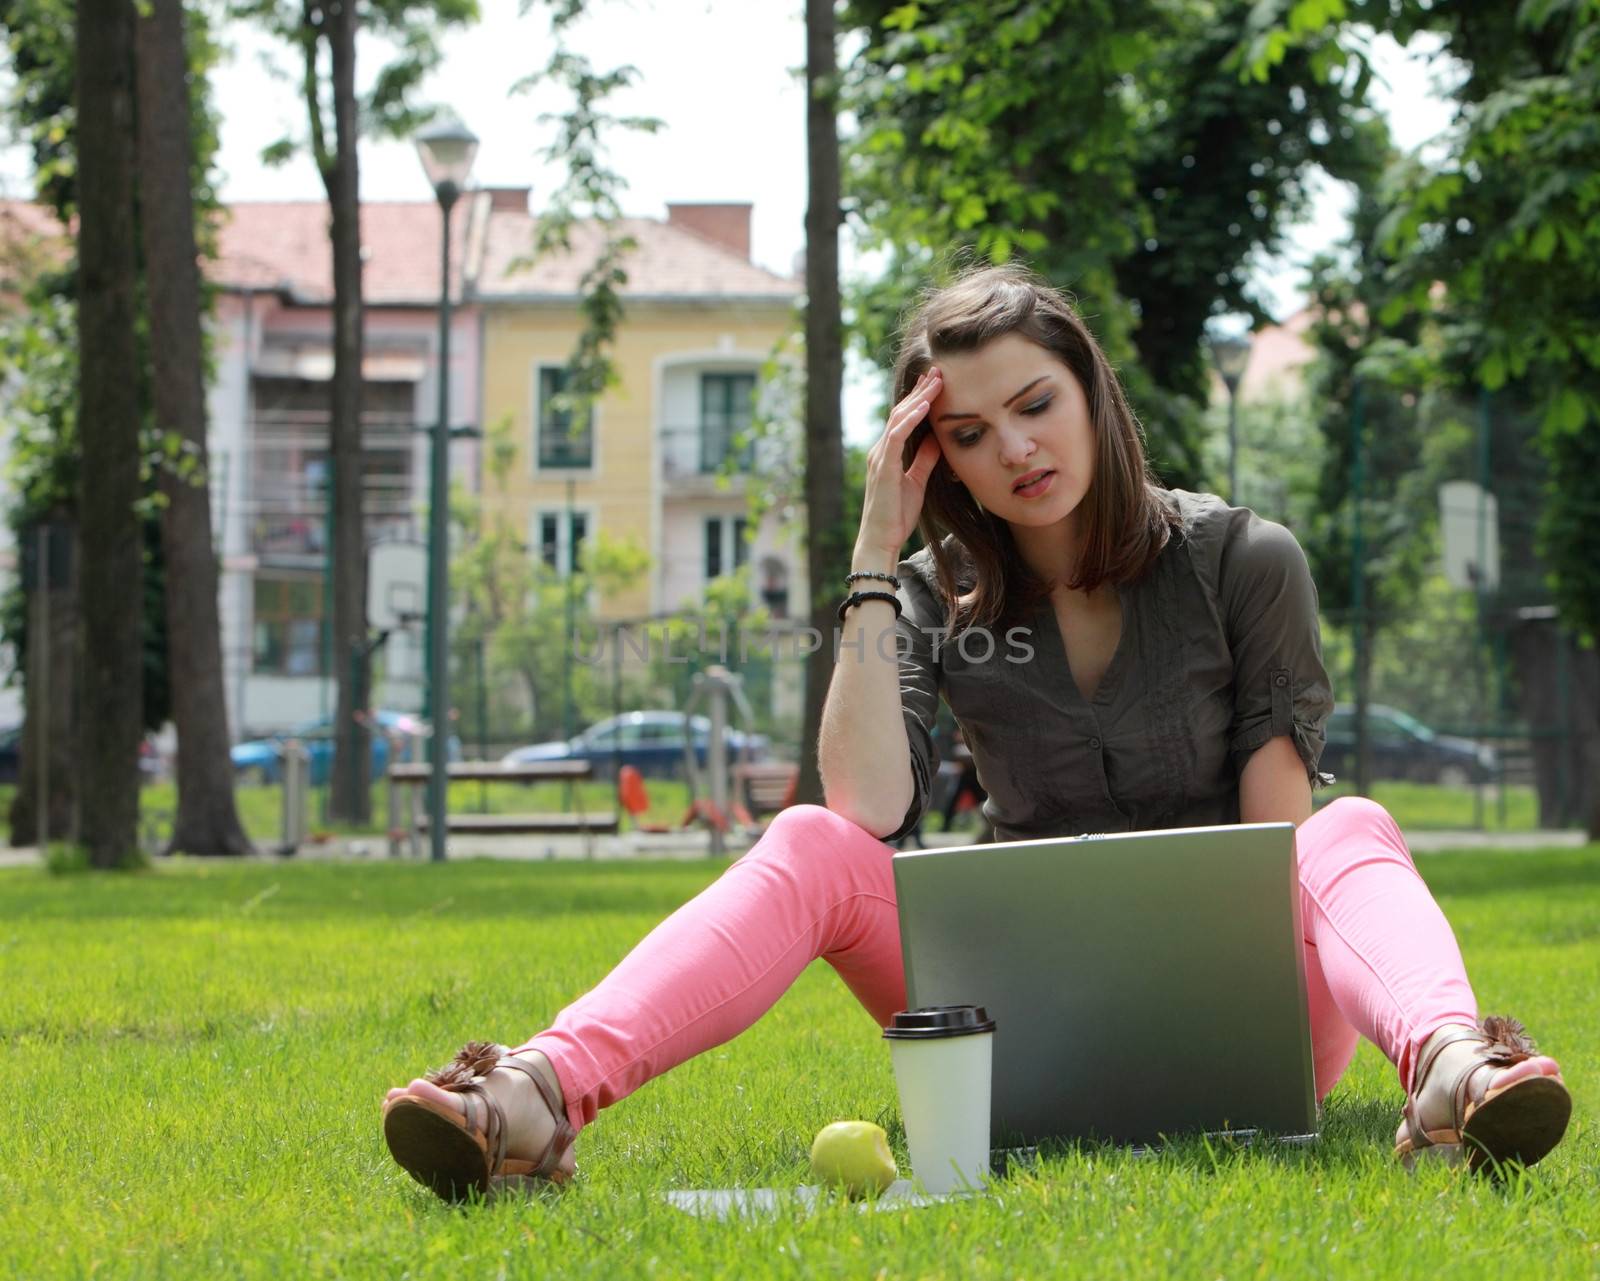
[885,1005,996,1195]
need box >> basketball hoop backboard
[1438,480,1500,592]
[368,541,427,630]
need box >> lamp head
[415,118,479,202]
[1207,332,1251,390]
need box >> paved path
[0,824,1588,870]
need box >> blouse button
[1088,737,1102,751]
[1273,673,1289,688]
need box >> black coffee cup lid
[883,1005,996,1040]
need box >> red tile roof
[209,197,799,305]
[210,199,475,306]
[3,196,798,306]
[477,210,798,301]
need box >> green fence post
[1350,380,1368,796]
[476,637,489,813]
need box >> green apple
[809,1120,898,1198]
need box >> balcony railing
[249,507,422,559]
[536,431,594,470]
[660,424,757,482]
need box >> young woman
[381,265,1572,1199]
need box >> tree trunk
[76,0,144,868]
[134,0,253,856]
[797,0,846,807]
[321,2,371,822]
[9,518,79,847]
[1509,618,1599,832]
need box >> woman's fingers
[883,369,942,444]
[903,430,942,489]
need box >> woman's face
[926,333,1096,532]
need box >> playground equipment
[679,667,762,857]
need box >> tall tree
[1246,0,1600,831]
[75,0,143,867]
[236,0,478,823]
[840,0,1388,485]
[320,2,370,824]
[134,0,253,855]
[797,0,846,807]
[1369,0,1600,834]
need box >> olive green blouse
[887,489,1335,842]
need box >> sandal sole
[384,1098,490,1201]
[1462,1074,1572,1174]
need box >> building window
[704,515,749,582]
[536,365,592,469]
[252,574,325,675]
[700,372,755,472]
[536,509,590,574]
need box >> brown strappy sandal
[1394,1015,1571,1175]
[382,1041,576,1201]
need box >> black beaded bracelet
[837,590,902,623]
[845,570,899,589]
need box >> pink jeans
[518,796,1478,1134]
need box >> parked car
[232,710,456,786]
[502,711,770,780]
[0,724,164,784]
[1319,703,1497,787]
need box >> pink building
[208,196,490,733]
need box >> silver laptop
[893,822,1317,1148]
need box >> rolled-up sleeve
[881,558,945,842]
[1221,513,1335,786]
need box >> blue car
[232,710,452,786]
[502,711,769,781]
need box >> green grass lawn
[3,846,1597,1279]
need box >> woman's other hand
[856,366,943,563]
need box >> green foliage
[512,31,661,448]
[0,0,76,215]
[0,280,76,694]
[1373,0,1600,640]
[1299,243,1459,636]
[839,0,1392,488]
[450,418,650,742]
[0,0,223,224]
[231,0,481,171]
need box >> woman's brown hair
[893,262,1178,632]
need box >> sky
[0,3,1458,441]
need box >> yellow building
[474,196,805,623]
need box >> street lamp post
[416,118,478,863]
[1207,332,1251,504]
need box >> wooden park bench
[731,761,799,828]
[387,759,620,858]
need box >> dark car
[232,710,456,786]
[1319,704,1497,787]
[503,711,770,780]
[0,723,164,784]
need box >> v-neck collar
[1036,583,1135,709]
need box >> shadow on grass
[970,1093,1405,1182]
